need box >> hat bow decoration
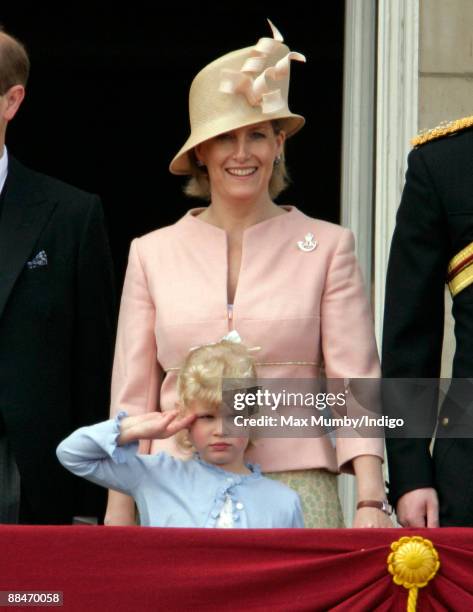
[219,19,306,114]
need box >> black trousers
[0,430,20,523]
[0,432,41,524]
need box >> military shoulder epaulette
[411,115,473,147]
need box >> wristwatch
[356,499,393,516]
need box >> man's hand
[396,487,439,527]
[117,410,196,445]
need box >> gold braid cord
[412,115,473,147]
[387,536,440,612]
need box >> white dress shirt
[0,146,8,195]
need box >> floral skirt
[265,469,345,528]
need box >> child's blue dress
[57,413,304,528]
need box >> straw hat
[169,20,306,175]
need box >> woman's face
[195,121,285,204]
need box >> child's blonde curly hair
[176,339,257,450]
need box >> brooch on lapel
[26,250,48,269]
[297,233,317,252]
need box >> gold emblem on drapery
[388,536,440,611]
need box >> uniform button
[442,417,449,426]
[211,510,219,518]
[233,514,240,521]
[236,502,244,510]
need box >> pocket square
[26,250,48,269]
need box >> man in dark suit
[383,118,473,527]
[0,28,115,523]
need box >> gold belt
[166,361,320,373]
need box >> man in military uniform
[383,116,473,527]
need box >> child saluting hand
[116,410,197,445]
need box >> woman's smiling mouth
[226,167,257,177]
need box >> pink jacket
[111,206,383,472]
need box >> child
[57,337,304,528]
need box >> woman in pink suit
[105,21,392,528]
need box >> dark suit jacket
[0,156,116,524]
[382,128,473,525]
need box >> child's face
[187,400,250,474]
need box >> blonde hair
[183,121,290,200]
[178,340,256,407]
[176,339,257,450]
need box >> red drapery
[1,526,472,611]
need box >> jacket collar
[179,205,301,238]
